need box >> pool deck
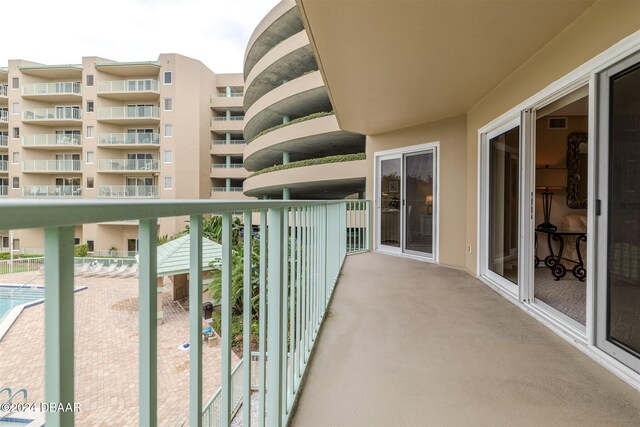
[0,271,237,426]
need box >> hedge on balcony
[250,153,365,177]
[248,111,334,143]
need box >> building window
[74,238,80,245]
[12,176,19,189]
[86,75,94,87]
[163,71,172,85]
[86,176,94,189]
[11,102,19,114]
[12,239,20,250]
[86,151,94,164]
[164,150,173,163]
[164,176,172,189]
[11,77,19,89]
[164,98,172,111]
[86,126,94,138]
[12,152,19,164]
[164,124,173,137]
[86,100,94,113]
[87,240,94,252]
[12,127,19,139]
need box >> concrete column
[226,178,231,192]
[225,132,231,144]
[282,187,290,200]
[283,115,290,124]
[282,152,290,165]
[226,109,231,120]
[226,156,231,168]
[358,191,365,200]
[226,86,231,97]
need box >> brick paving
[0,271,237,426]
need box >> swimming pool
[0,286,45,323]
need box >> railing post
[139,218,158,427]
[189,215,203,427]
[44,226,75,427]
[267,208,284,427]
[281,208,289,419]
[258,210,267,427]
[242,211,252,426]
[221,213,232,426]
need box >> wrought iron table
[535,228,587,281]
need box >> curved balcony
[210,164,250,179]
[244,0,302,78]
[22,107,82,126]
[21,82,81,102]
[98,185,159,198]
[22,159,81,173]
[22,134,82,149]
[97,106,160,125]
[243,156,366,199]
[211,187,247,200]
[210,116,244,132]
[244,113,365,171]
[244,30,316,111]
[22,185,82,197]
[97,79,160,101]
[98,159,160,173]
[243,71,330,141]
[98,133,160,148]
[211,140,246,156]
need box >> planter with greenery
[250,152,366,177]
[248,111,335,143]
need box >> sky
[2,0,281,73]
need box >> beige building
[0,54,250,255]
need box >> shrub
[74,244,88,257]
[250,152,366,177]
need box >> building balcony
[97,79,160,101]
[0,160,6,172]
[210,140,246,155]
[98,133,160,148]
[21,82,81,102]
[0,185,7,196]
[22,159,81,173]
[0,84,7,98]
[97,106,160,125]
[98,185,159,198]
[0,110,8,123]
[22,107,82,126]
[210,164,249,179]
[22,185,82,197]
[0,135,6,148]
[211,186,243,192]
[211,93,244,109]
[97,159,160,173]
[21,134,82,149]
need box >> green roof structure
[137,235,222,276]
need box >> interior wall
[465,0,640,275]
[366,114,467,269]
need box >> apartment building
[0,54,250,255]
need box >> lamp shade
[536,166,567,190]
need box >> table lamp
[536,165,567,230]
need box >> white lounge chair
[84,262,105,277]
[107,263,130,277]
[120,263,139,278]
[94,263,118,277]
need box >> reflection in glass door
[404,151,435,257]
[597,54,640,372]
[487,125,520,287]
[378,156,401,251]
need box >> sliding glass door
[376,145,438,259]
[596,53,640,373]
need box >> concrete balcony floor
[291,253,640,426]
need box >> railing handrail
[211,140,246,145]
[97,106,160,119]
[98,185,159,198]
[22,159,82,172]
[22,107,82,120]
[211,164,244,169]
[211,187,243,192]
[22,185,83,197]
[21,134,82,146]
[97,159,160,171]
[98,133,161,145]
[212,116,244,121]
[22,81,81,96]
[98,79,160,93]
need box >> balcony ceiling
[18,65,82,79]
[296,0,597,135]
[95,62,161,77]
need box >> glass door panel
[488,126,520,285]
[379,157,401,250]
[404,150,435,256]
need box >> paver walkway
[0,271,237,426]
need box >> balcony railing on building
[0,160,7,171]
[22,159,81,172]
[97,106,160,120]
[22,108,82,121]
[0,185,7,196]
[22,134,82,148]
[22,185,82,197]
[211,164,245,169]
[214,91,244,97]
[211,139,245,146]
[0,199,370,426]
[211,186,244,192]
[98,185,159,198]
[98,79,160,94]
[99,133,160,146]
[0,84,7,97]
[211,116,244,122]
[98,159,160,172]
[21,82,81,96]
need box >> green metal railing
[0,199,370,426]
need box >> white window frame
[164,176,172,189]
[164,97,172,111]
[163,71,172,85]
[86,125,94,138]
[11,102,19,115]
[164,124,173,137]
[86,151,94,164]
[164,149,173,164]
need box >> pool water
[0,286,45,322]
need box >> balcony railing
[0,199,370,426]
[98,185,159,198]
[212,116,244,122]
[22,159,81,172]
[211,164,244,169]
[98,159,159,172]
[97,106,160,120]
[22,134,82,147]
[0,85,7,97]
[0,160,7,171]
[211,139,246,145]
[99,133,160,146]
[0,185,7,196]
[22,185,82,197]
[0,110,7,122]
[22,108,81,121]
[211,186,243,192]
[214,92,244,97]
[22,82,81,96]
[98,79,160,94]
[0,135,7,147]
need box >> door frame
[373,141,440,263]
